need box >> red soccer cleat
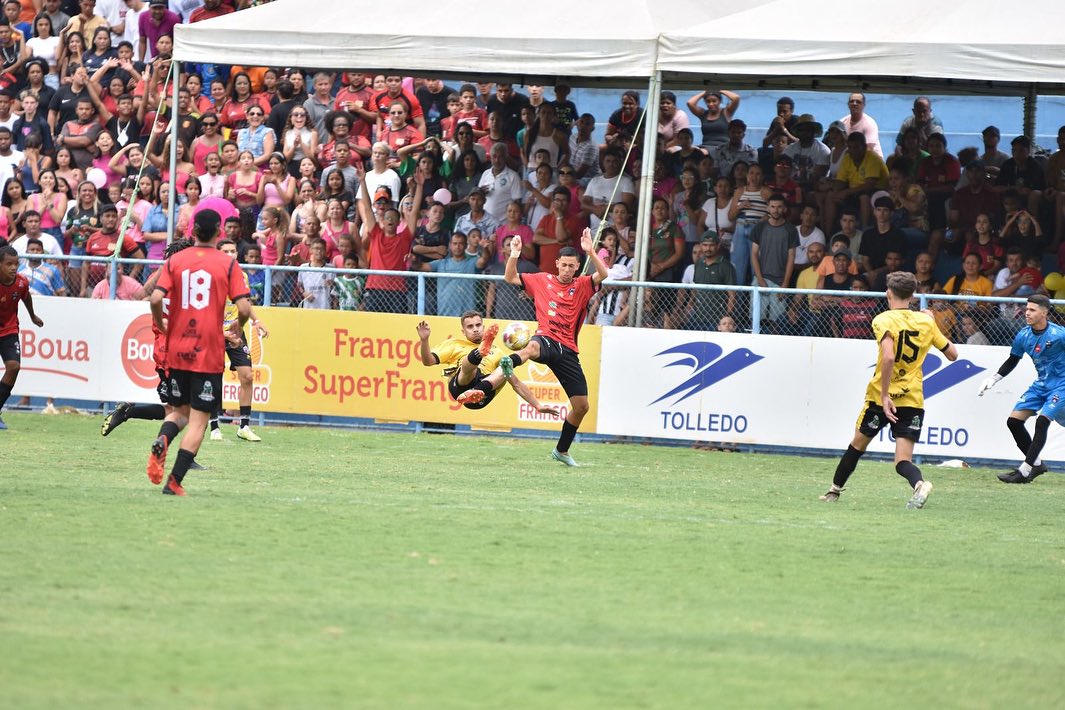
[457,389,486,405]
[162,474,186,496]
[478,324,498,357]
[147,435,168,485]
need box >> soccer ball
[501,322,531,351]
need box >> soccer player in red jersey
[147,210,252,495]
[503,228,608,466]
[0,246,45,430]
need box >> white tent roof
[659,0,1065,92]
[173,0,773,80]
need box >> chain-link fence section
[21,255,1039,344]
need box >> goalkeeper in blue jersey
[978,294,1065,484]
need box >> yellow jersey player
[211,239,269,442]
[416,311,558,416]
[822,271,958,508]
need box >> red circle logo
[121,314,158,389]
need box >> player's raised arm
[879,333,897,422]
[503,237,523,286]
[506,372,560,418]
[416,320,437,366]
[581,228,609,285]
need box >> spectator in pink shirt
[138,0,179,62]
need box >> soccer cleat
[101,402,133,436]
[998,467,1045,484]
[820,488,842,502]
[236,426,261,442]
[479,324,498,357]
[189,459,208,471]
[209,428,224,441]
[500,353,515,378]
[907,480,933,509]
[147,435,168,485]
[456,389,485,406]
[162,474,186,496]
[551,449,579,467]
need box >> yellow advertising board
[222,310,601,432]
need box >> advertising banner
[596,328,1065,461]
[13,299,601,433]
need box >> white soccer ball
[501,322,531,351]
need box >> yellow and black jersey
[431,337,503,378]
[864,309,949,409]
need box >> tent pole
[1023,84,1037,146]
[167,60,180,245]
[631,71,662,327]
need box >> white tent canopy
[173,0,770,79]
[659,0,1065,93]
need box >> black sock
[240,405,251,429]
[556,420,579,454]
[832,445,864,488]
[129,403,165,420]
[466,348,483,366]
[509,353,523,367]
[158,420,180,446]
[172,448,195,484]
[476,381,494,396]
[896,460,923,488]
[1026,416,1051,466]
[0,380,12,411]
[1007,417,1032,456]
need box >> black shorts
[167,369,224,413]
[156,368,170,405]
[530,335,588,399]
[226,333,252,370]
[856,402,925,441]
[448,370,497,410]
[0,333,20,363]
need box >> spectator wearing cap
[839,91,882,158]
[894,96,944,154]
[710,118,756,179]
[815,233,859,288]
[995,135,1045,217]
[825,131,888,232]
[763,96,797,147]
[361,141,401,208]
[916,132,960,234]
[858,194,907,283]
[137,0,177,62]
[657,91,690,149]
[980,125,1009,177]
[783,114,830,190]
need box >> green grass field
[2,412,1064,709]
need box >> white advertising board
[12,297,159,404]
[597,328,1062,462]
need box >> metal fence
[20,253,1035,343]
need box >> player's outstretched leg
[1003,414,1048,480]
[479,323,498,357]
[821,442,865,501]
[147,420,181,485]
[1001,414,1051,484]
[102,402,166,436]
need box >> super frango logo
[652,342,763,405]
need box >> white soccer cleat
[907,480,933,509]
[237,426,262,442]
[209,428,224,441]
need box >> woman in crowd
[226,149,263,235]
[3,178,29,233]
[673,167,706,259]
[257,151,295,213]
[647,196,686,324]
[61,180,102,290]
[449,149,482,209]
[184,73,213,116]
[218,72,270,132]
[728,162,770,285]
[19,133,51,194]
[236,102,275,166]
[523,162,555,230]
[316,169,353,221]
[56,31,85,86]
[289,178,320,236]
[605,201,635,256]
[281,106,317,178]
[54,146,84,189]
[190,112,223,174]
[146,136,195,200]
[702,175,735,247]
[254,205,289,268]
[27,169,67,239]
[82,27,117,76]
[320,198,353,258]
[90,130,120,189]
[686,89,741,150]
[26,14,60,88]
[141,181,171,263]
[522,102,568,170]
[176,176,202,237]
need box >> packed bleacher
[4,0,1065,345]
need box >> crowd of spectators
[2,0,1064,343]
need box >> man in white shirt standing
[581,148,635,230]
[477,142,523,223]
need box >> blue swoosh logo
[652,342,764,405]
[921,355,985,398]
